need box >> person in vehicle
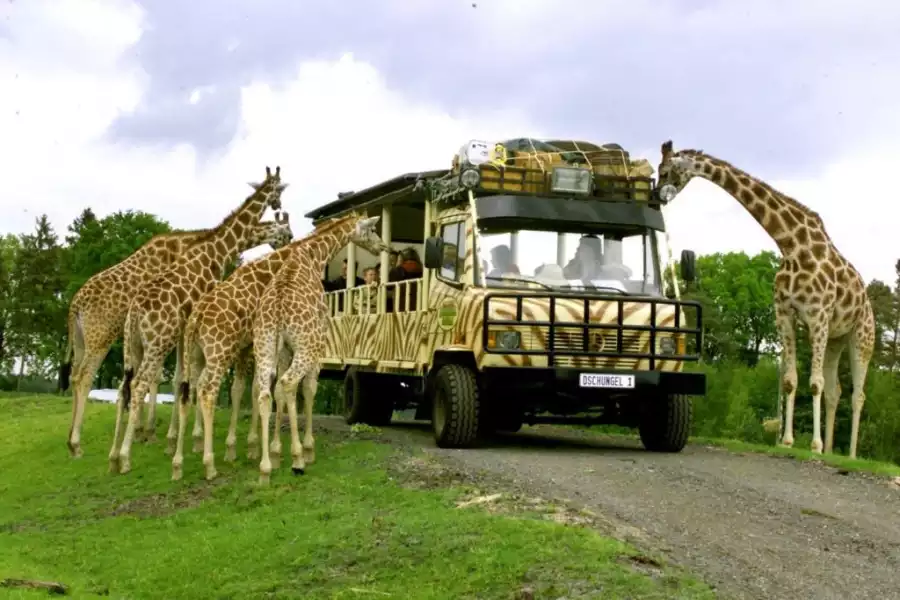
[487,244,520,278]
[596,237,633,280]
[355,266,379,314]
[563,234,604,280]
[324,258,364,291]
[388,247,423,312]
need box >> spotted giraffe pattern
[64,228,208,457]
[65,219,294,458]
[108,166,290,475]
[248,213,390,484]
[657,140,875,459]
[171,215,357,481]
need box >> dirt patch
[102,479,227,518]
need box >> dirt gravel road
[318,417,900,600]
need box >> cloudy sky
[1,0,898,285]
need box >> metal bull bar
[482,292,703,370]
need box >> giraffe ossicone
[657,141,875,460]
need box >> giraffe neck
[686,152,828,257]
[299,219,358,274]
[179,190,275,283]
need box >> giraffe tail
[180,318,198,406]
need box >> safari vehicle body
[306,138,705,451]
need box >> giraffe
[108,166,289,475]
[170,215,330,481]
[64,220,292,457]
[251,212,388,484]
[657,140,875,459]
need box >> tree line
[1,212,898,462]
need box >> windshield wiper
[485,275,553,290]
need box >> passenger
[389,247,423,312]
[563,235,603,280]
[324,258,364,291]
[355,266,379,314]
[487,244,520,278]
[596,238,633,280]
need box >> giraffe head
[656,140,701,200]
[348,213,390,256]
[247,211,294,250]
[248,166,288,212]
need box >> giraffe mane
[191,184,273,244]
[677,149,824,226]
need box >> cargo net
[494,138,654,180]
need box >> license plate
[579,373,635,389]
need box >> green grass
[577,425,900,478]
[690,436,900,477]
[0,394,714,600]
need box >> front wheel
[431,364,480,448]
[343,368,394,426]
[638,393,692,453]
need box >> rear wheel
[343,368,394,426]
[638,393,692,452]
[431,364,480,448]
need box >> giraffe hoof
[68,443,83,459]
[292,467,305,476]
[118,457,132,475]
[224,447,237,462]
[205,468,218,481]
[192,439,203,453]
[171,466,183,482]
[165,441,176,456]
[258,473,271,486]
[108,458,119,474]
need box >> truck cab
[305,137,705,451]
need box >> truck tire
[343,368,393,426]
[639,393,692,453]
[431,364,480,448]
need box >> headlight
[550,167,592,195]
[488,330,521,350]
[658,336,676,355]
[658,184,678,202]
[460,168,481,189]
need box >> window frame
[436,220,466,283]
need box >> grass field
[0,394,714,600]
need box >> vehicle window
[439,221,466,281]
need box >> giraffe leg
[270,346,292,462]
[192,391,204,454]
[774,303,798,448]
[107,379,129,473]
[822,337,846,455]
[171,372,194,481]
[225,357,250,463]
[248,372,261,460]
[847,325,874,460]
[141,379,159,443]
[806,314,831,454]
[68,348,106,458]
[118,350,167,474]
[300,366,319,465]
[165,378,180,455]
[254,335,279,485]
[198,362,228,481]
[275,353,308,475]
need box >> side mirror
[680,249,696,283]
[424,236,444,269]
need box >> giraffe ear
[265,166,272,178]
[248,182,262,191]
[276,183,289,192]
[669,155,693,169]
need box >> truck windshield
[477,227,663,296]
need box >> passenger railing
[325,278,423,317]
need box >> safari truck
[305,137,705,452]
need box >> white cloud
[0,0,895,292]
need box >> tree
[0,234,21,373]
[866,279,895,368]
[670,250,780,365]
[8,215,67,384]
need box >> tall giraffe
[172,216,343,481]
[657,141,875,458]
[64,220,293,457]
[251,213,388,484]
[109,167,289,475]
